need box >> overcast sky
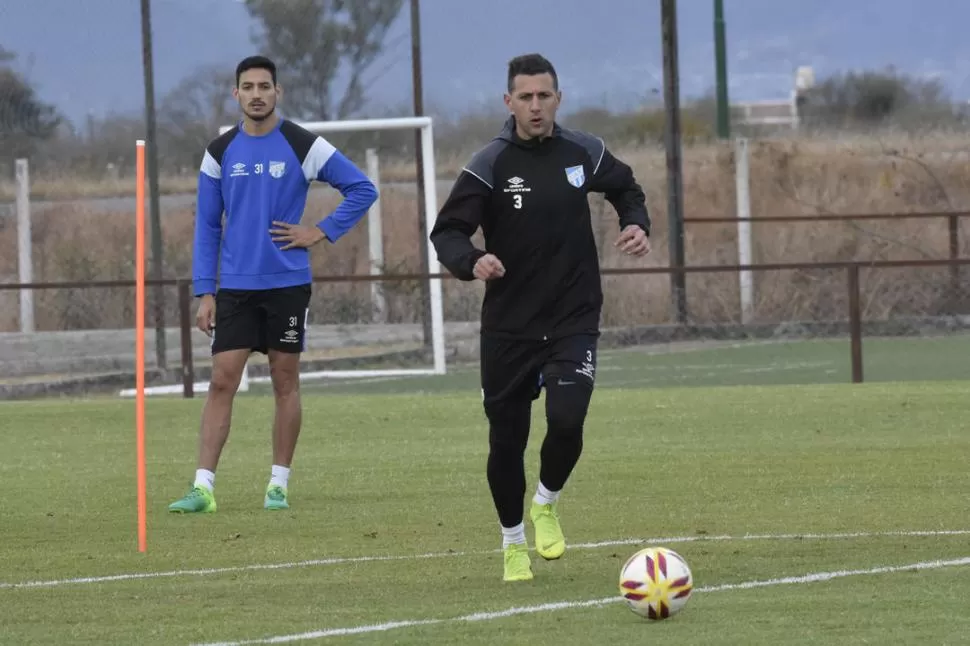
[2,0,970,126]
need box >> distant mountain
[2,0,969,125]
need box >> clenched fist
[473,253,506,281]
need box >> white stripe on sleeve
[200,150,221,179]
[302,136,337,182]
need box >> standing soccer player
[429,53,651,581]
[168,55,378,513]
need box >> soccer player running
[430,53,651,581]
[168,56,378,513]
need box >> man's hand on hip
[270,221,327,250]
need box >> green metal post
[714,0,730,138]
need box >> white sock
[270,464,290,490]
[194,468,215,492]
[501,522,527,549]
[533,481,560,506]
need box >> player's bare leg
[264,350,302,509]
[169,348,250,513]
[199,348,252,470]
[268,350,302,466]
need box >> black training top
[430,115,651,341]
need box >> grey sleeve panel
[559,127,606,174]
[461,139,508,190]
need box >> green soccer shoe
[530,501,566,560]
[264,484,289,510]
[503,543,534,582]
[168,485,216,514]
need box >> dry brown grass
[3,132,970,333]
[0,150,473,202]
[0,174,199,203]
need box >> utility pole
[662,0,688,324]
[410,0,432,347]
[140,0,167,370]
[714,0,731,139]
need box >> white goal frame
[121,116,446,397]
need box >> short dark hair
[235,55,277,86]
[507,53,558,93]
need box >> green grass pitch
[2,337,970,644]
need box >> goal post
[120,116,446,397]
[288,116,446,378]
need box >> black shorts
[480,334,598,409]
[211,284,311,355]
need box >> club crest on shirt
[565,164,585,188]
[269,161,286,178]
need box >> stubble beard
[244,105,275,122]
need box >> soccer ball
[618,546,693,620]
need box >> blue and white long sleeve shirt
[192,118,378,296]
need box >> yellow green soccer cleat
[530,501,566,560]
[168,485,216,513]
[264,484,289,510]
[503,543,534,582]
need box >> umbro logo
[503,175,531,194]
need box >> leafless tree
[243,0,404,120]
[157,64,237,171]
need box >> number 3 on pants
[513,195,522,209]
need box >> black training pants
[480,333,598,528]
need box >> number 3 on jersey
[513,194,522,209]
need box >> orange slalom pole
[135,139,147,553]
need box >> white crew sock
[501,522,527,549]
[533,481,560,506]
[269,464,290,490]
[194,468,215,492]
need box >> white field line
[2,529,968,591]
[309,375,424,387]
[568,357,826,380]
[193,555,970,646]
[291,340,828,390]
[602,338,810,357]
[313,358,832,390]
[605,361,835,388]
